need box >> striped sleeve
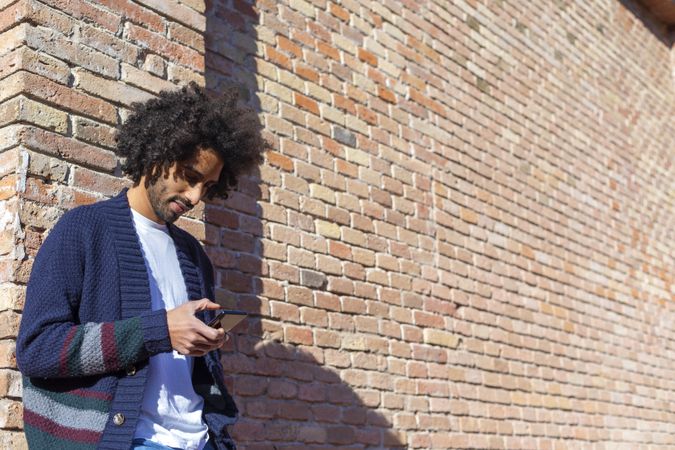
[17,206,173,379]
[58,318,146,377]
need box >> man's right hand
[166,299,226,356]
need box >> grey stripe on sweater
[79,322,105,374]
[24,385,108,432]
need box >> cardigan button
[126,365,136,376]
[113,413,125,426]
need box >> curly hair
[115,82,266,199]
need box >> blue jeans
[130,438,216,450]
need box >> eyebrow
[183,164,203,179]
[183,164,216,185]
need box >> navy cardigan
[16,189,238,450]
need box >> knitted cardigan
[16,189,238,450]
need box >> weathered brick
[142,54,166,77]
[0,398,21,429]
[299,269,326,288]
[39,0,121,33]
[0,46,69,84]
[0,0,72,36]
[73,68,154,107]
[24,26,119,78]
[0,96,68,133]
[0,71,117,124]
[168,21,204,52]
[72,117,117,149]
[121,63,175,94]
[315,219,340,239]
[288,0,315,17]
[423,329,460,349]
[79,24,140,64]
[135,0,205,31]
[124,22,203,71]
[71,166,129,196]
[167,63,203,85]
[0,341,15,368]
[17,126,117,172]
[96,0,164,32]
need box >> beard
[146,178,192,224]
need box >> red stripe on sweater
[100,322,119,372]
[59,327,78,377]
[71,389,114,401]
[23,409,102,444]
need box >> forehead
[182,147,224,179]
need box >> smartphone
[207,310,248,332]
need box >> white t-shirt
[131,209,209,450]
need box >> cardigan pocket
[23,376,114,448]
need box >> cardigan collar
[101,189,203,318]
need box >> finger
[190,344,214,355]
[188,342,222,356]
[193,299,222,311]
[195,322,226,341]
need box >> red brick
[328,240,352,260]
[285,325,313,345]
[316,41,339,61]
[328,2,350,21]
[377,85,397,104]
[0,0,72,36]
[125,23,203,71]
[266,151,294,172]
[293,92,319,115]
[40,0,121,33]
[341,297,366,314]
[267,379,297,399]
[97,0,164,32]
[24,26,119,78]
[277,35,303,58]
[135,0,204,31]
[294,62,319,82]
[17,126,117,172]
[270,301,299,322]
[265,44,292,70]
[2,71,117,124]
[358,48,377,66]
[300,307,327,326]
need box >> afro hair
[115,82,266,199]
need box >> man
[16,83,265,450]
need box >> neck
[127,182,164,224]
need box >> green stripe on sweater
[24,380,110,413]
[24,424,97,450]
[66,326,86,376]
[114,316,146,366]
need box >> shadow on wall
[616,0,673,45]
[203,1,407,448]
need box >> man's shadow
[200,1,407,448]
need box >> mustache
[169,196,193,211]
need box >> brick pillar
[2,0,675,449]
[0,0,207,446]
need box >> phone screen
[208,310,247,331]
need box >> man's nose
[184,184,204,207]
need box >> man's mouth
[170,200,190,215]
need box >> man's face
[146,147,224,224]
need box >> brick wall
[1,0,674,449]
